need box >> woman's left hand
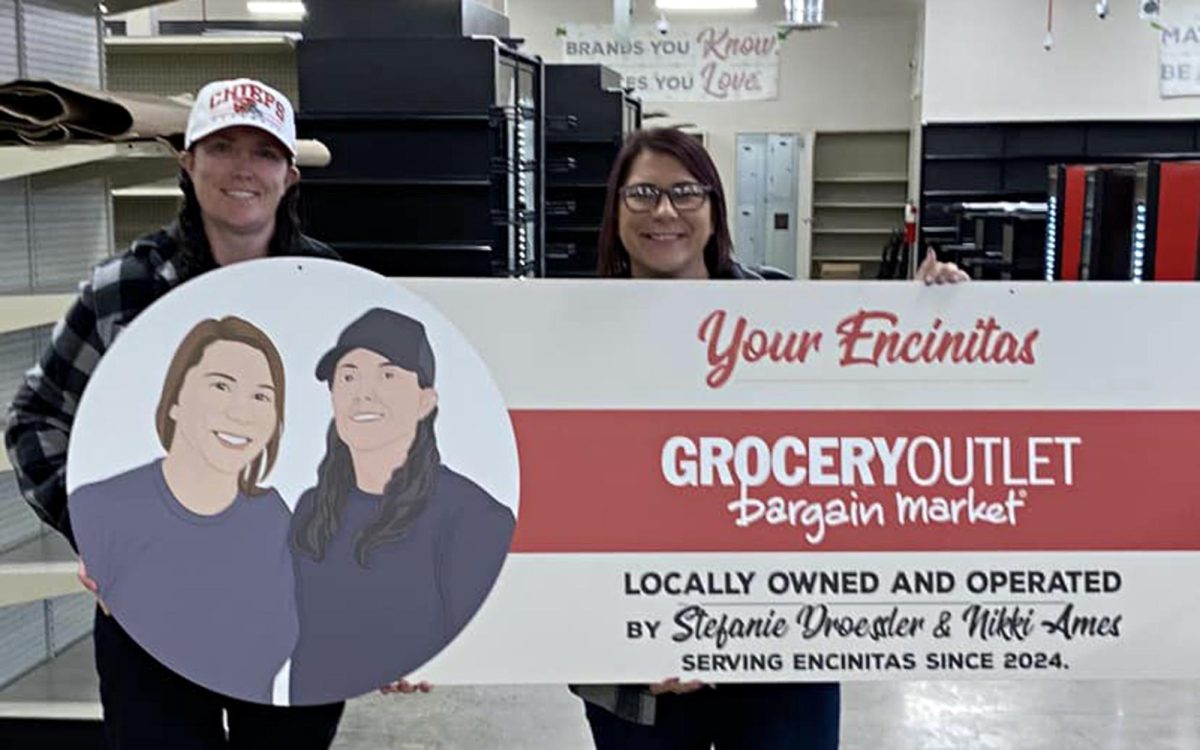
[916,248,970,285]
[380,679,432,695]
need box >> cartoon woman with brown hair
[70,316,298,704]
[288,307,515,705]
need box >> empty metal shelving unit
[297,0,545,278]
[542,64,640,277]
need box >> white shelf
[112,185,182,199]
[103,0,179,12]
[0,638,99,720]
[0,141,178,187]
[812,228,896,235]
[813,202,906,209]
[106,33,299,52]
[813,175,908,184]
[0,533,81,609]
[813,254,885,262]
[0,294,74,336]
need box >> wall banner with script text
[560,23,780,102]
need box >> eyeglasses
[619,182,712,213]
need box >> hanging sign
[561,23,781,103]
[1160,4,1200,97]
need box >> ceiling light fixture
[655,0,757,11]
[777,0,837,34]
[246,1,306,18]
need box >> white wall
[923,0,1200,123]
[508,0,920,225]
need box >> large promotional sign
[560,23,781,102]
[1160,5,1200,97]
[68,260,1200,705]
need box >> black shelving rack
[919,120,1200,280]
[296,35,545,278]
[543,64,641,277]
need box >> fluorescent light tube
[246,1,306,17]
[656,0,757,10]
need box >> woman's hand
[648,677,705,695]
[77,559,110,615]
[916,248,970,285]
[380,679,432,695]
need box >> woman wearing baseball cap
[5,78,345,748]
[288,307,516,706]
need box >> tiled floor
[332,680,1200,749]
[6,641,1200,748]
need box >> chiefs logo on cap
[208,83,286,124]
[232,97,264,118]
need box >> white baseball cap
[185,78,297,159]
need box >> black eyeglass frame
[618,182,714,213]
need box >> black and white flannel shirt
[4,221,337,549]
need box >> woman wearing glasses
[571,127,966,749]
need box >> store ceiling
[102,0,925,21]
[832,0,924,16]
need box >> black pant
[584,683,840,750]
[93,609,345,750]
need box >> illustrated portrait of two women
[67,304,517,706]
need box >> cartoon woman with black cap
[288,307,515,705]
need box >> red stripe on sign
[508,410,1200,553]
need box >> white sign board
[1160,5,1200,97]
[561,23,781,103]
[66,262,1200,702]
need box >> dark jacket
[723,259,767,280]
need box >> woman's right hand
[77,559,110,615]
[648,677,705,695]
[380,679,432,695]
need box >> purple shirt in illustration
[70,459,298,704]
[288,465,514,705]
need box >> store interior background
[0,0,1199,747]
[104,0,1200,283]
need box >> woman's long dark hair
[292,410,442,568]
[596,128,734,279]
[174,170,303,277]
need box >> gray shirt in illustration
[71,459,298,704]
